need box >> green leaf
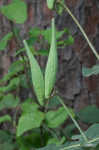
[0,94,19,110]
[13,26,20,38]
[45,18,58,98]
[0,115,11,123]
[29,26,64,44]
[21,99,39,114]
[72,124,99,148]
[56,0,64,15]
[15,48,25,56]
[45,107,68,128]
[23,40,45,106]
[9,60,24,73]
[37,49,49,56]
[65,35,74,45]
[58,36,74,47]
[0,60,24,83]
[96,144,99,150]
[0,130,15,150]
[0,130,12,142]
[0,1,27,24]
[48,95,60,109]
[82,64,99,77]
[0,32,13,51]
[17,110,45,137]
[85,124,99,139]
[64,124,76,137]
[47,0,55,9]
[0,142,15,150]
[47,136,66,145]
[0,77,20,93]
[29,27,41,38]
[17,129,44,149]
[41,28,64,44]
[77,105,99,123]
[19,74,29,89]
[27,37,37,46]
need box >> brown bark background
[0,0,99,111]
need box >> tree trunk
[0,0,99,111]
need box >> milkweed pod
[45,18,58,99]
[23,40,45,106]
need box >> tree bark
[0,0,99,111]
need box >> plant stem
[44,98,50,113]
[43,124,59,140]
[57,0,99,60]
[61,137,99,150]
[61,143,80,150]
[40,126,45,146]
[58,96,88,142]
[88,137,99,144]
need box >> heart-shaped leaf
[77,105,99,123]
[17,110,45,137]
[0,1,27,24]
[45,107,68,128]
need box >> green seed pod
[45,18,58,99]
[23,40,45,106]
[47,0,55,9]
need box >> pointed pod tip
[52,18,55,24]
[23,39,26,44]
[51,18,56,33]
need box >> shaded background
[0,0,99,112]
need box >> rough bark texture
[0,0,99,112]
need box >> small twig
[58,96,88,142]
[61,137,99,150]
[61,143,80,150]
[57,0,99,60]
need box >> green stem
[88,137,99,144]
[61,143,80,150]
[61,137,99,150]
[57,0,99,60]
[58,96,88,142]
[43,124,59,140]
